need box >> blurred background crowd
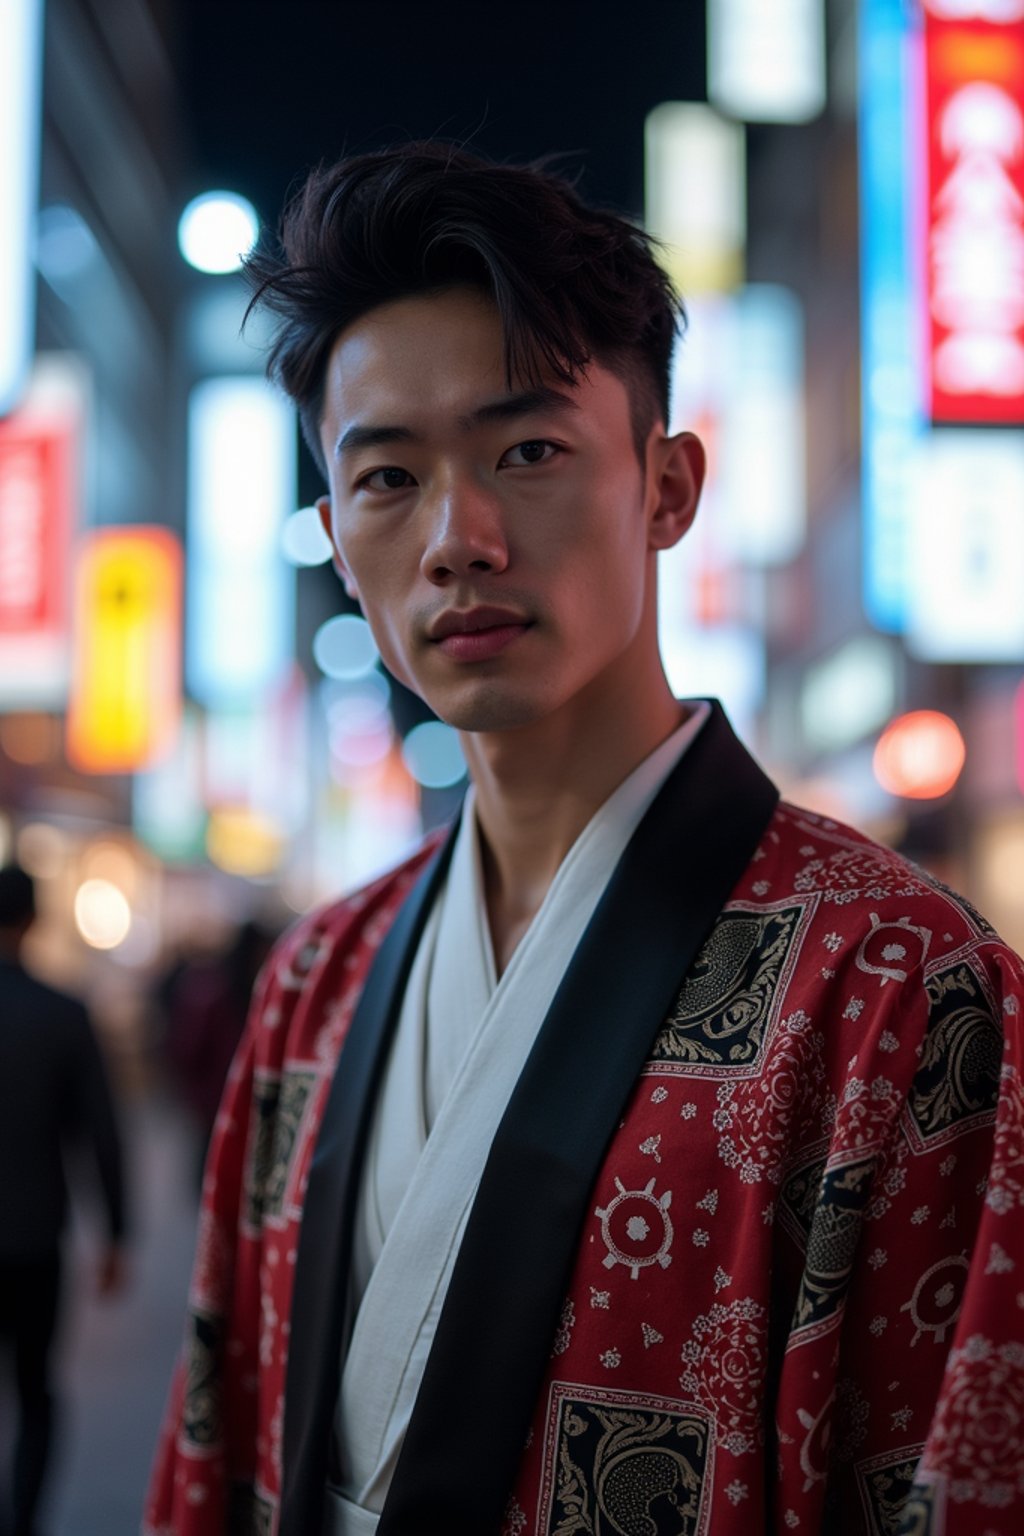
[1,0,1022,1530]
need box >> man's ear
[316,495,360,601]
[647,431,706,552]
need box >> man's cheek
[369,625,417,693]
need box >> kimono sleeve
[897,944,1024,1530]
[770,933,1024,1534]
[781,939,1024,1534]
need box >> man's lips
[427,607,534,662]
[427,606,532,642]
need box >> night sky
[174,1,707,230]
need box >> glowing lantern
[873,709,966,798]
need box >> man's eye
[358,467,414,491]
[502,440,558,467]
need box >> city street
[44,1098,198,1536]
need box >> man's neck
[461,678,687,974]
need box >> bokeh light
[328,689,393,773]
[16,820,67,879]
[281,505,334,567]
[178,190,259,274]
[873,710,966,800]
[80,840,140,901]
[206,808,284,877]
[313,615,380,680]
[401,721,467,789]
[35,203,99,284]
[73,877,132,949]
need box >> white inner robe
[325,702,709,1533]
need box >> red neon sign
[922,3,1024,424]
[0,394,75,640]
[0,360,84,706]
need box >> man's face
[317,286,695,734]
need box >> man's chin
[424,685,549,736]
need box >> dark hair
[244,141,684,477]
[0,864,35,930]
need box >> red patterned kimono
[145,706,1024,1536]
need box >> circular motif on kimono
[595,1177,674,1280]
[900,1252,969,1345]
[855,913,931,987]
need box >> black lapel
[379,701,779,1536]
[279,824,458,1536]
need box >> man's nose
[419,477,509,582]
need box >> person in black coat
[0,863,127,1536]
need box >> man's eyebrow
[334,386,580,459]
[335,423,418,458]
[460,386,581,429]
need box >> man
[145,144,1024,1535]
[0,863,127,1536]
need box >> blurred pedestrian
[0,863,127,1536]
[161,920,276,1191]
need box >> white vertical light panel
[659,303,769,739]
[708,0,826,123]
[187,377,296,707]
[718,285,806,564]
[645,103,746,294]
[658,615,766,741]
[0,0,44,415]
[667,289,806,565]
[132,706,206,861]
[904,430,1024,660]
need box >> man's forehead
[328,287,504,375]
[320,290,506,423]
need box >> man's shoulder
[738,801,1024,1061]
[756,798,1012,957]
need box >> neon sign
[923,0,1024,422]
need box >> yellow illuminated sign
[66,527,182,773]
